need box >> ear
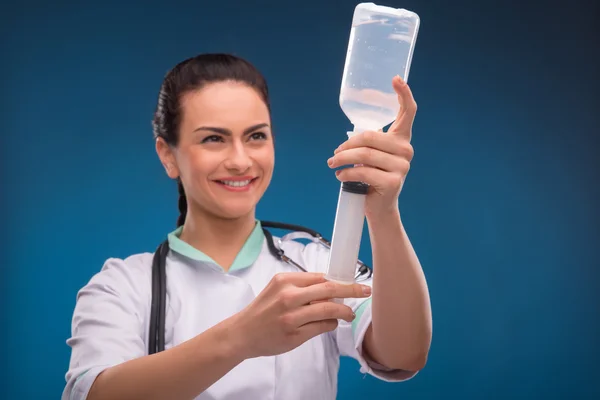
[156,137,180,179]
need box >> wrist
[217,314,252,362]
[366,204,401,225]
[192,314,249,366]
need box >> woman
[62,53,432,400]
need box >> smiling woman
[152,56,274,232]
[62,53,431,400]
[189,122,270,192]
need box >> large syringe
[325,3,420,284]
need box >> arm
[87,317,246,400]
[328,75,432,373]
[85,274,369,400]
[64,257,249,400]
[362,208,432,372]
[66,258,369,400]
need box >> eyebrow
[193,123,270,136]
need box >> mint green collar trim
[353,297,372,337]
[167,221,265,272]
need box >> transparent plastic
[325,3,420,285]
[340,3,420,133]
[324,189,367,284]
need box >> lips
[219,179,252,187]
[214,177,258,191]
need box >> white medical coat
[63,222,415,400]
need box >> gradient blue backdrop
[2,0,598,398]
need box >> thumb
[388,75,417,138]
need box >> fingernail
[327,157,334,167]
[362,285,372,296]
[352,311,356,320]
[334,146,341,154]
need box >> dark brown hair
[152,53,270,227]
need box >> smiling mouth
[214,178,258,188]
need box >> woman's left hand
[327,75,417,219]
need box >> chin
[214,202,258,220]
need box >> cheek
[255,145,275,172]
[180,149,219,180]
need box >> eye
[249,131,268,141]
[201,135,224,143]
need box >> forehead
[179,81,270,130]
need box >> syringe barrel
[324,181,367,285]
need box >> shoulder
[77,251,155,302]
[67,251,157,346]
[98,252,154,282]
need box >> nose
[223,140,252,173]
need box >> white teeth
[220,179,251,187]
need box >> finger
[329,147,404,172]
[335,130,392,154]
[271,272,327,288]
[297,319,339,340]
[293,281,370,307]
[334,130,413,159]
[336,166,405,189]
[388,76,417,138]
[290,301,356,326]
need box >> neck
[179,209,257,272]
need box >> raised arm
[328,75,432,371]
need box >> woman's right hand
[231,272,371,359]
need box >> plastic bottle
[325,3,420,284]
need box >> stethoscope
[148,220,373,355]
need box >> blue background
[2,0,598,398]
